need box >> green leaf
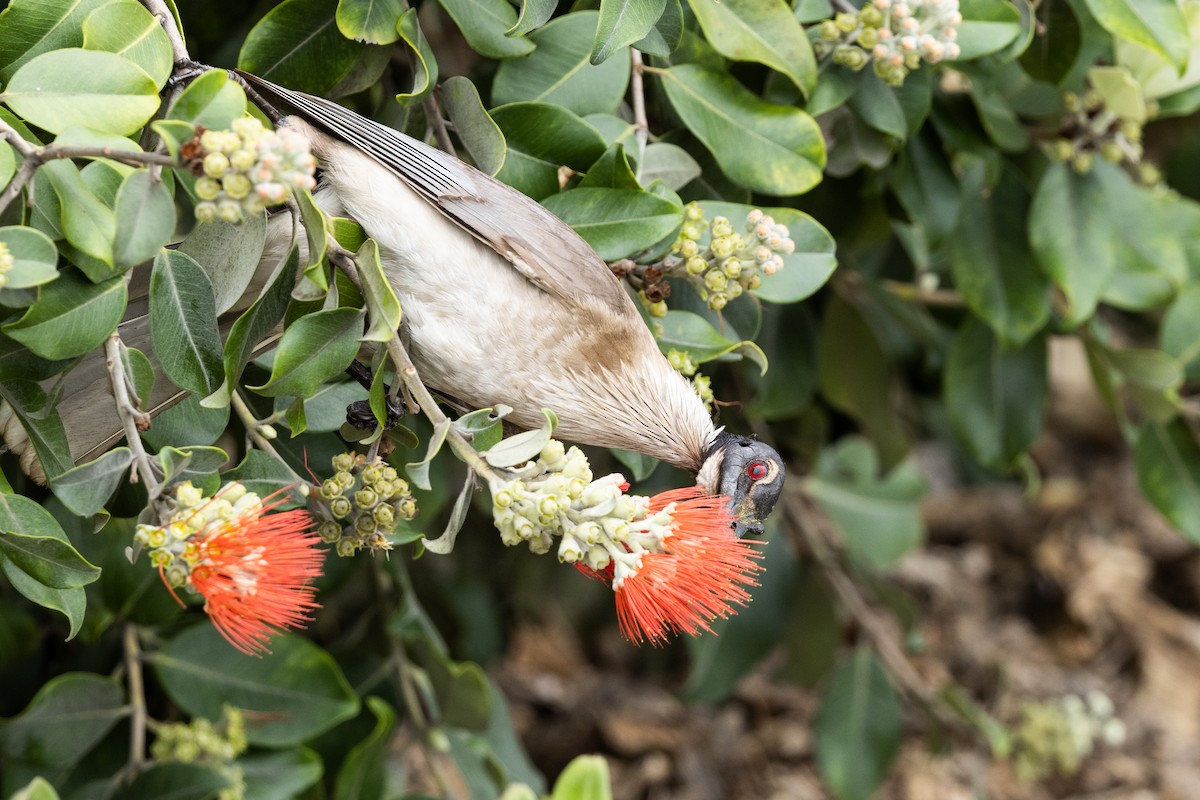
[1028,160,1118,326]
[81,0,172,87]
[814,649,903,800]
[1089,65,1147,122]
[633,0,683,57]
[1116,0,1200,99]
[640,143,700,190]
[142,395,230,451]
[686,0,816,97]
[0,225,57,289]
[422,471,475,554]
[206,246,300,407]
[357,239,402,342]
[541,187,682,260]
[114,171,176,270]
[454,406,508,452]
[493,12,629,115]
[804,437,926,570]
[492,103,608,199]
[239,749,324,800]
[121,763,233,800]
[153,625,359,747]
[10,777,60,800]
[224,449,307,505]
[295,187,329,291]
[238,0,373,96]
[956,0,1023,60]
[0,0,112,83]
[655,310,767,371]
[550,755,613,800]
[150,250,225,396]
[2,48,159,136]
[168,68,248,130]
[275,379,366,434]
[3,270,126,360]
[949,166,1050,346]
[660,64,825,196]
[49,448,132,517]
[333,697,398,800]
[592,0,666,64]
[847,71,907,139]
[945,320,1047,470]
[179,213,269,315]
[1135,420,1200,544]
[441,76,506,176]
[405,419,451,490]
[437,0,535,59]
[484,408,557,468]
[0,673,124,769]
[337,0,405,43]
[509,0,557,36]
[0,530,100,590]
[1082,0,1188,69]
[1102,185,1191,312]
[1161,283,1200,380]
[251,308,364,397]
[1021,0,1082,84]
[0,381,73,481]
[39,160,116,277]
[395,8,437,105]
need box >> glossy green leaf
[179,213,269,315]
[437,0,535,59]
[3,270,126,360]
[40,160,116,276]
[687,0,816,96]
[1102,187,1191,312]
[239,0,371,95]
[541,187,681,259]
[357,239,402,341]
[492,103,608,198]
[0,530,100,590]
[168,68,248,130]
[814,649,903,800]
[0,486,83,636]
[0,225,57,290]
[0,672,124,769]
[508,0,557,36]
[1021,0,1082,84]
[493,12,629,115]
[239,749,324,800]
[1082,0,1188,69]
[49,448,132,517]
[114,172,176,270]
[483,408,557,468]
[252,308,364,397]
[9,777,59,800]
[0,381,73,481]
[593,0,665,64]
[396,8,437,105]
[337,0,404,43]
[1161,283,1200,380]
[949,166,1050,346]
[1116,0,1200,99]
[1136,420,1200,543]
[633,0,683,56]
[0,0,112,83]
[945,320,1047,470]
[120,763,232,800]
[442,76,506,175]
[223,450,307,507]
[660,65,825,196]
[422,471,475,554]
[153,625,359,747]
[550,755,612,800]
[655,310,767,371]
[2,49,158,135]
[81,0,172,87]
[804,437,926,570]
[150,250,225,396]
[640,143,700,189]
[333,697,397,800]
[956,0,1023,60]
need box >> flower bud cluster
[489,440,682,587]
[134,481,266,591]
[151,706,247,800]
[814,0,962,86]
[313,452,417,556]
[1012,691,1126,782]
[1049,88,1157,182]
[669,204,794,310]
[667,349,714,410]
[0,241,12,290]
[192,117,317,224]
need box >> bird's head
[697,430,785,538]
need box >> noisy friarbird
[58,71,786,537]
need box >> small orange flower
[186,506,324,656]
[579,488,764,645]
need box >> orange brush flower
[187,506,324,656]
[579,488,764,645]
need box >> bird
[24,70,786,538]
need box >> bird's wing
[236,71,630,314]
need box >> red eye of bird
[746,461,769,481]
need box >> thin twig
[881,279,966,308]
[140,0,189,64]
[423,92,457,158]
[831,0,857,13]
[630,49,650,179]
[123,624,148,772]
[230,391,308,485]
[105,336,159,490]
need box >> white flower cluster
[671,205,795,311]
[1013,690,1126,781]
[134,481,264,589]
[194,117,317,224]
[0,241,12,289]
[489,440,677,588]
[816,0,962,86]
[315,452,417,556]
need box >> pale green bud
[355,513,377,534]
[679,238,699,258]
[335,469,355,488]
[203,152,230,178]
[320,479,341,499]
[722,257,742,278]
[195,201,218,223]
[230,148,257,172]
[686,256,707,275]
[223,173,252,200]
[373,503,395,527]
[818,19,840,40]
[709,292,729,310]
[195,176,222,201]
[684,202,704,222]
[333,452,357,472]
[704,269,728,292]
[648,300,668,317]
[216,200,242,223]
[355,488,379,509]
[835,11,858,32]
[337,538,357,557]
[319,520,342,542]
[331,497,353,518]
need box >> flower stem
[123,624,148,772]
[105,335,160,491]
